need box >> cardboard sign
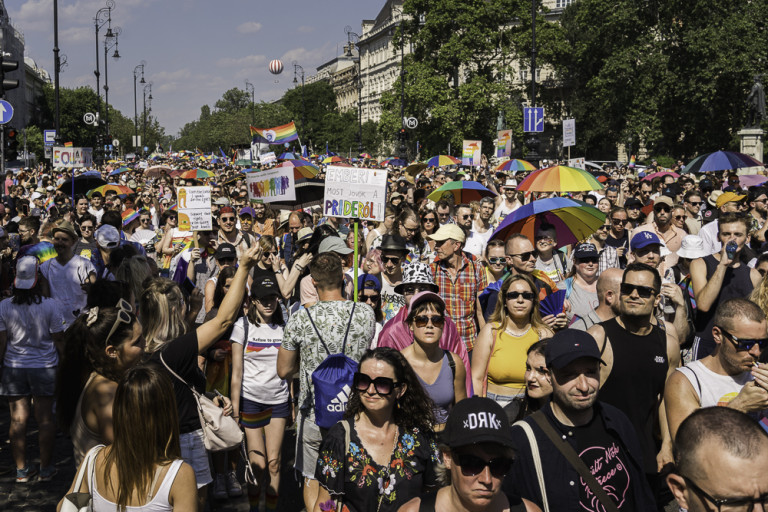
[177,186,212,231]
[323,166,388,221]
[462,140,482,167]
[259,152,277,165]
[53,147,93,168]
[246,167,296,204]
[496,130,512,157]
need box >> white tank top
[676,360,753,407]
[92,459,184,512]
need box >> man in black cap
[503,329,656,511]
[624,197,645,230]
[378,234,410,321]
[399,397,514,512]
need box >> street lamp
[133,62,146,151]
[390,5,407,160]
[103,26,121,158]
[244,80,255,125]
[292,63,306,148]
[525,0,540,162]
[143,82,152,155]
[345,27,363,155]
[53,0,61,146]
[93,1,114,163]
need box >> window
[556,0,574,7]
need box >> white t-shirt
[88,207,104,224]
[40,256,95,325]
[465,226,494,256]
[230,318,289,404]
[0,296,65,368]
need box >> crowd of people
[0,158,766,512]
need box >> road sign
[523,107,544,133]
[0,100,14,124]
[563,119,576,147]
[404,117,418,129]
[83,112,97,126]
[112,139,119,147]
[44,130,56,146]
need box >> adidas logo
[327,385,351,412]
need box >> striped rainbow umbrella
[181,168,214,179]
[425,155,460,167]
[517,165,604,192]
[87,184,134,197]
[275,160,320,179]
[427,181,497,203]
[495,159,536,172]
[322,156,344,164]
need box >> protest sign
[496,130,512,158]
[568,157,586,170]
[563,119,576,147]
[246,167,296,204]
[462,140,482,166]
[323,166,388,222]
[259,152,277,165]
[53,147,93,168]
[177,186,212,231]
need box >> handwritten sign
[177,186,212,231]
[323,166,388,221]
[462,140,482,167]
[53,147,93,168]
[246,167,296,204]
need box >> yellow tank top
[486,325,539,390]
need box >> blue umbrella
[489,197,605,249]
[278,152,297,160]
[108,166,130,177]
[684,150,763,173]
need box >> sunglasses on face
[382,255,402,264]
[362,293,380,303]
[506,291,535,301]
[717,326,768,352]
[488,257,506,265]
[422,217,436,223]
[353,372,400,396]
[611,218,626,224]
[80,225,94,231]
[509,251,535,262]
[104,299,133,346]
[577,257,599,265]
[673,215,685,220]
[597,225,610,231]
[264,251,278,257]
[452,452,513,478]
[620,283,658,299]
[221,217,236,223]
[413,315,445,328]
[687,201,702,206]
[654,205,671,213]
[402,285,430,295]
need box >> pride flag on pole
[250,122,299,145]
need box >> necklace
[505,325,531,337]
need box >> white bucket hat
[677,235,709,259]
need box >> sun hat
[238,206,256,218]
[428,224,466,243]
[251,276,280,299]
[573,242,599,259]
[707,190,724,208]
[653,196,674,208]
[357,273,382,292]
[214,243,237,260]
[394,262,439,294]
[297,227,313,241]
[15,256,39,290]
[407,291,446,316]
[121,209,140,227]
[52,220,78,241]
[378,234,408,254]
[677,235,709,259]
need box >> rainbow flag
[64,142,73,147]
[44,197,55,211]
[250,122,299,145]
[240,409,273,429]
[629,155,636,168]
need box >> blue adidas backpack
[307,303,358,429]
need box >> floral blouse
[315,419,440,512]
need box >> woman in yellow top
[471,274,553,423]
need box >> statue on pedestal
[746,75,766,128]
[496,110,505,132]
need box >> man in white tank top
[664,297,768,439]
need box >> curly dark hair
[345,347,436,432]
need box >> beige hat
[428,224,466,243]
[708,190,724,208]
[653,195,674,208]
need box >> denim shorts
[0,366,57,397]
[180,429,212,488]
[486,391,524,425]
[241,398,291,428]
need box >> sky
[7,0,378,137]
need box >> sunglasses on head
[452,452,513,478]
[353,372,400,396]
[510,251,535,262]
[413,314,445,328]
[620,283,658,298]
[104,299,133,346]
[717,326,768,352]
[506,291,535,301]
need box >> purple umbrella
[721,174,768,189]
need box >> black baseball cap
[545,329,605,370]
[214,243,237,260]
[441,397,513,449]
[624,197,642,209]
[251,276,279,299]
[573,242,598,259]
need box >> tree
[215,88,251,113]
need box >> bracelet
[295,265,304,271]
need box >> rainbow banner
[629,155,636,168]
[250,122,299,145]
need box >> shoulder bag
[512,421,550,512]
[60,444,102,512]
[160,353,243,452]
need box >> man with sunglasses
[683,191,704,235]
[216,206,253,258]
[605,207,630,265]
[631,195,686,269]
[378,235,409,321]
[588,263,681,508]
[399,397,514,512]
[666,407,768,512]
[748,186,768,245]
[665,298,768,441]
[504,329,656,511]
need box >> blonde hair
[139,278,186,353]
[488,274,548,335]
[258,235,276,251]
[750,280,768,321]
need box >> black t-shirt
[151,330,205,434]
[249,264,276,284]
[574,413,636,511]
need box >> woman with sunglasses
[74,213,98,260]
[389,206,429,262]
[141,245,261,509]
[420,209,439,260]
[230,275,289,509]
[401,292,467,430]
[56,298,146,466]
[314,347,438,512]
[358,274,385,345]
[472,274,553,422]
[250,235,305,301]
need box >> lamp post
[93,1,114,163]
[345,27,363,155]
[133,62,146,151]
[103,26,121,158]
[244,80,255,125]
[143,82,152,155]
[525,0,540,162]
[292,63,306,147]
[53,0,61,146]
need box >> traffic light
[5,127,18,161]
[0,55,19,97]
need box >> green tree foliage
[554,0,768,159]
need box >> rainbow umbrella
[425,155,460,167]
[517,165,604,192]
[642,170,679,181]
[684,150,764,173]
[495,159,536,172]
[322,156,344,164]
[280,159,316,168]
[490,197,606,249]
[181,168,214,179]
[359,153,372,159]
[87,184,133,198]
[427,181,497,203]
[278,152,297,160]
[108,166,131,177]
[275,161,320,179]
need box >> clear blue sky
[9,0,377,137]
